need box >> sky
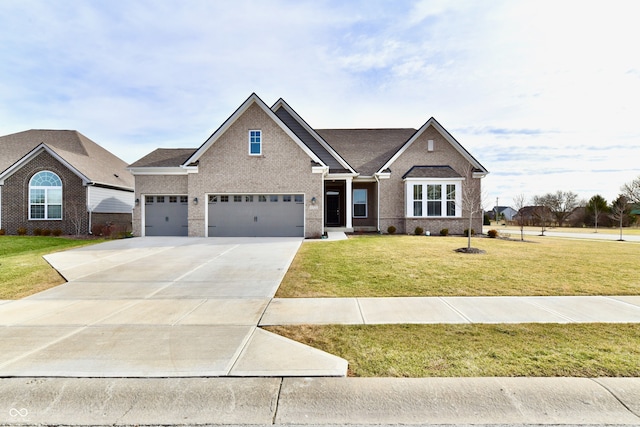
[1,0,639,208]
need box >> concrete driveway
[0,237,347,377]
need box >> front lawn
[0,236,102,299]
[265,323,640,377]
[276,235,640,297]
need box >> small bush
[33,228,42,236]
[52,228,63,237]
[41,228,51,236]
[91,224,105,236]
[414,226,424,235]
[0,229,5,236]
[440,228,449,236]
[487,229,499,238]
[463,228,476,237]
[387,225,397,235]
[483,214,491,226]
[17,227,27,236]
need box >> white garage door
[144,195,188,236]
[208,194,304,237]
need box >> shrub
[487,229,499,238]
[33,228,42,236]
[483,214,491,226]
[463,228,476,237]
[387,225,397,234]
[414,226,424,235]
[0,229,5,236]
[52,228,63,237]
[440,228,449,236]
[41,228,51,236]
[17,227,27,236]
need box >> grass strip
[265,323,640,377]
[0,236,102,299]
[277,235,640,297]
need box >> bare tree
[532,195,553,236]
[459,164,486,250]
[512,193,527,241]
[586,194,608,233]
[544,190,579,227]
[68,200,88,236]
[610,195,629,241]
[621,176,640,204]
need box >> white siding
[88,186,134,213]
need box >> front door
[326,190,341,226]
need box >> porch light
[135,198,140,206]
[311,197,317,205]
[193,197,198,205]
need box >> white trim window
[249,130,262,155]
[406,180,461,218]
[29,170,63,220]
[353,189,367,218]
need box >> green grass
[0,236,102,299]
[265,323,640,377]
[277,235,640,297]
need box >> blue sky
[1,0,639,207]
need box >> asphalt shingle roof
[402,165,463,179]
[128,148,197,168]
[0,130,134,189]
[316,129,416,176]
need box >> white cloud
[0,0,638,206]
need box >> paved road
[488,227,640,242]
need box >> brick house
[128,93,488,238]
[0,130,134,235]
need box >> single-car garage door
[208,194,304,237]
[145,195,188,236]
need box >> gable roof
[317,128,416,176]
[183,93,324,167]
[271,99,355,174]
[378,117,488,176]
[0,130,134,189]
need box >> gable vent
[427,140,434,152]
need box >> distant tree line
[507,175,640,240]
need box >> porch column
[345,177,353,229]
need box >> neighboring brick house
[128,93,488,238]
[0,130,135,235]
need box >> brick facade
[378,127,483,235]
[187,103,324,238]
[1,151,88,235]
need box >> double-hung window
[353,189,367,218]
[29,171,63,220]
[249,130,262,155]
[406,180,461,218]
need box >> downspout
[87,185,92,235]
[374,174,381,233]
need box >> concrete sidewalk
[2,377,639,425]
[260,295,640,325]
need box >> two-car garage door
[144,194,304,237]
[208,194,304,237]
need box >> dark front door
[326,190,341,226]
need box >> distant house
[490,206,518,222]
[128,93,489,237]
[514,205,553,227]
[0,130,134,235]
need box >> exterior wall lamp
[193,197,198,205]
[311,196,317,205]
[135,198,140,206]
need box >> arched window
[29,171,62,220]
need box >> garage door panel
[208,194,303,237]
[145,196,188,236]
